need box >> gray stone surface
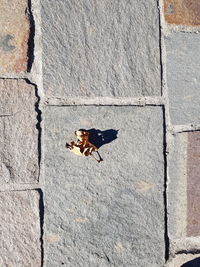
[168,133,188,240]
[165,33,200,125]
[44,106,164,266]
[0,79,39,183]
[41,0,161,98]
[0,190,41,266]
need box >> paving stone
[165,32,200,125]
[0,190,41,266]
[0,79,39,184]
[41,0,161,98]
[168,131,200,241]
[0,0,30,73]
[44,106,164,266]
[187,131,200,237]
[164,0,200,26]
[168,132,188,240]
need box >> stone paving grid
[0,0,200,266]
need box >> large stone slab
[0,0,30,73]
[0,190,41,266]
[187,132,200,237]
[165,32,200,125]
[168,131,200,242]
[44,106,164,266]
[41,0,161,98]
[0,79,39,184]
[168,132,188,240]
[164,0,200,26]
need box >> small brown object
[66,130,103,163]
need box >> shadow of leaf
[181,257,200,267]
[79,128,119,149]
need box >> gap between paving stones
[176,249,200,255]
[162,24,200,34]
[163,106,170,261]
[157,0,164,96]
[25,78,42,177]
[43,96,165,106]
[0,184,44,192]
[27,0,35,72]
[169,125,200,134]
[38,188,44,267]
[159,0,177,262]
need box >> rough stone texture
[0,190,41,266]
[41,0,161,98]
[187,131,200,237]
[168,131,200,240]
[164,0,200,26]
[0,79,39,183]
[44,106,164,266]
[168,132,188,240]
[165,33,200,125]
[0,0,30,73]
[166,254,200,267]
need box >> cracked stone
[44,106,165,266]
[0,0,30,73]
[41,0,161,97]
[0,79,39,183]
[0,190,41,266]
